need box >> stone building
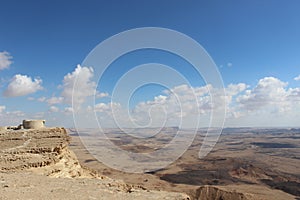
[23,120,46,129]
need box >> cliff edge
[0,127,190,200]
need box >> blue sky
[0,0,299,128]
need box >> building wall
[0,126,7,131]
[23,120,45,129]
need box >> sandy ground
[0,127,299,200]
[0,128,189,200]
[69,127,300,199]
[0,172,189,200]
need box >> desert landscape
[0,124,299,199]
[69,127,300,199]
[1,1,300,200]
[0,127,189,200]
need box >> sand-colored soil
[0,127,299,200]
[69,127,300,200]
[0,128,189,200]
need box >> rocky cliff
[0,128,190,200]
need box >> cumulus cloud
[0,51,12,70]
[126,83,243,127]
[294,75,300,81]
[41,64,106,110]
[5,70,296,128]
[226,83,247,95]
[94,102,121,113]
[3,74,43,97]
[237,77,288,111]
[287,88,300,102]
[61,64,96,106]
[89,83,229,128]
[111,78,300,127]
[49,75,300,128]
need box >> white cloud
[227,62,233,67]
[0,51,12,70]
[287,87,300,102]
[49,106,59,112]
[226,83,247,95]
[237,77,288,111]
[96,92,109,98]
[94,83,229,128]
[0,105,5,113]
[3,74,43,97]
[61,64,96,106]
[42,65,104,109]
[294,75,300,81]
[6,71,296,128]
[130,84,236,127]
[94,102,121,113]
[227,77,300,126]
[46,96,63,105]
[64,107,74,114]
[120,78,300,127]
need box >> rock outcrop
[0,127,96,178]
[195,186,251,200]
[194,185,296,200]
[0,128,190,200]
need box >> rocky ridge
[0,127,189,200]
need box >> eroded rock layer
[0,128,190,200]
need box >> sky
[0,0,299,128]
